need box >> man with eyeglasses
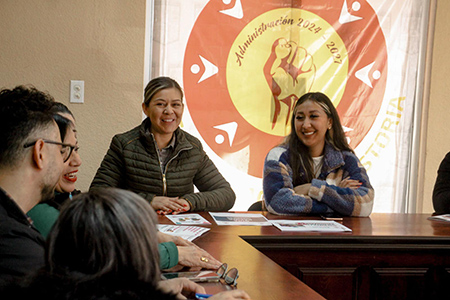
[0,86,67,283]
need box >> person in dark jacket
[90,76,236,214]
[1,188,251,300]
[433,152,450,215]
[0,86,67,283]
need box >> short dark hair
[46,188,161,285]
[144,76,183,106]
[0,85,56,169]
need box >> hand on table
[209,290,252,300]
[152,196,191,214]
[177,245,222,270]
[158,278,251,300]
[158,232,196,247]
[157,232,221,269]
[158,278,204,300]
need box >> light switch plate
[70,80,84,103]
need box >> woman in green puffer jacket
[90,76,235,215]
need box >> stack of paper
[270,220,352,232]
[157,224,211,242]
[209,212,272,226]
[428,214,450,222]
[163,212,353,233]
[165,213,211,225]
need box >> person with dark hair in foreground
[2,188,251,299]
[0,86,66,282]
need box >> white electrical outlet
[70,80,84,103]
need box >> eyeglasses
[24,140,77,163]
[216,263,239,286]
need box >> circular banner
[183,0,387,178]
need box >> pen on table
[195,293,213,299]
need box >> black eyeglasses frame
[24,139,76,163]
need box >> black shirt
[433,152,450,215]
[0,187,45,284]
[1,272,179,300]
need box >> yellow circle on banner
[227,8,348,136]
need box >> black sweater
[1,271,178,300]
[433,152,450,215]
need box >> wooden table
[159,212,450,300]
[158,213,325,300]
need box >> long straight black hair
[284,92,353,185]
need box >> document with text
[157,224,211,241]
[270,220,352,232]
[209,212,272,226]
[165,213,211,225]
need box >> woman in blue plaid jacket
[263,92,374,216]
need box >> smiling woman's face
[294,99,332,157]
[55,113,81,194]
[142,87,184,138]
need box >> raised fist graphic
[264,38,316,129]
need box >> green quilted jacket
[90,118,235,211]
